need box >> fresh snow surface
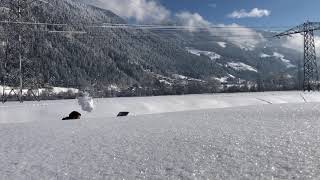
[217,42,227,48]
[186,47,221,60]
[1,91,320,124]
[227,62,258,72]
[2,102,320,179]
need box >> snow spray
[77,92,94,112]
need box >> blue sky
[158,0,320,27]
[86,0,320,55]
[89,0,320,29]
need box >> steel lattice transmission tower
[275,21,320,92]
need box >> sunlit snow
[1,92,320,179]
[217,41,227,48]
[186,47,221,60]
[227,62,258,72]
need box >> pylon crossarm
[275,22,320,37]
[275,24,305,37]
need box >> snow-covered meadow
[1,91,320,179]
[0,91,320,123]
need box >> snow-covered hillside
[261,52,295,68]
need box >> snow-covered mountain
[0,0,303,96]
[155,29,302,90]
[0,0,227,96]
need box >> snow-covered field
[0,91,320,124]
[1,91,320,179]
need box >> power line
[0,1,294,102]
[92,23,292,29]
[0,20,279,39]
[0,20,292,30]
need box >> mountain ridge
[0,0,303,97]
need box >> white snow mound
[77,92,94,112]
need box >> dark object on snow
[62,111,82,120]
[117,112,129,117]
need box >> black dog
[62,111,81,120]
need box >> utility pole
[18,0,23,102]
[2,0,44,102]
[3,0,26,102]
[1,0,88,103]
[275,21,320,92]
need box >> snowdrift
[1,91,320,123]
[1,103,320,179]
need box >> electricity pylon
[0,0,43,102]
[275,21,320,92]
[0,0,81,103]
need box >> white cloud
[85,0,266,51]
[211,24,265,50]
[175,11,265,50]
[282,35,303,51]
[88,0,171,23]
[228,8,271,19]
[282,34,320,55]
[175,12,210,31]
